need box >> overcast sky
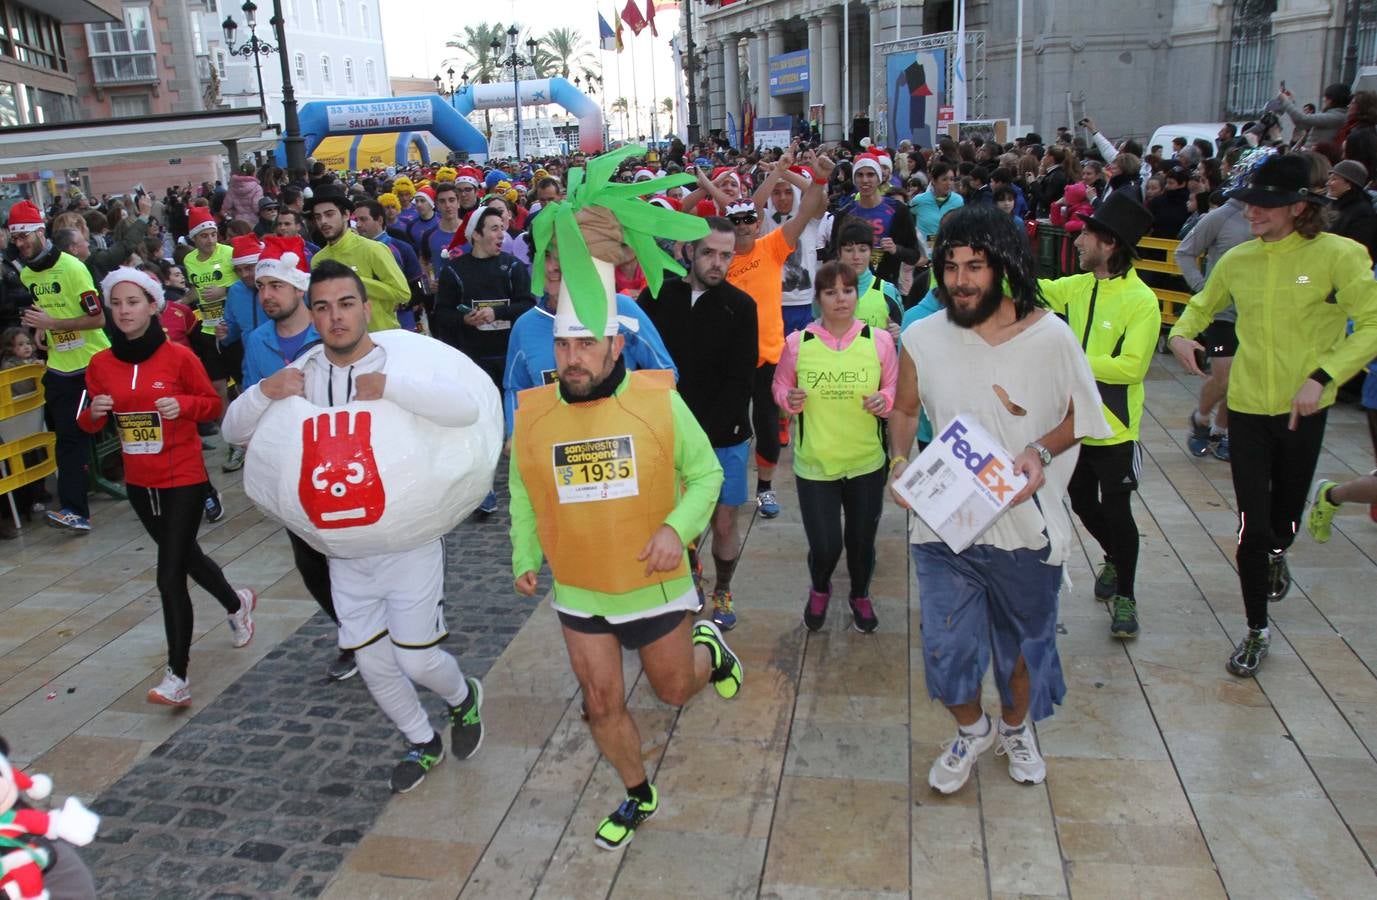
[379,1,682,137]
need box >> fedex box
[894,415,1028,553]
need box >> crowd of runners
[5,85,1377,850]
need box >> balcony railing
[91,53,159,85]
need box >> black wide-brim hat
[304,183,351,214]
[1228,154,1326,208]
[1075,191,1155,257]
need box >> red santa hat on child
[100,266,166,312]
[230,234,263,266]
[5,200,44,234]
[187,206,218,238]
[255,235,311,290]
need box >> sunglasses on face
[729,214,758,225]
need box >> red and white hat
[455,166,483,187]
[0,752,51,804]
[648,195,682,212]
[255,235,311,290]
[711,166,741,189]
[231,234,263,266]
[853,153,884,177]
[5,200,44,234]
[187,206,218,238]
[100,266,166,311]
[413,185,436,207]
[633,168,655,182]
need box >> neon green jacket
[509,373,723,617]
[310,230,404,332]
[1169,231,1377,415]
[1040,269,1161,444]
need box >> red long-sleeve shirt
[78,342,221,488]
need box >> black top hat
[1228,154,1323,207]
[304,183,350,214]
[1075,192,1154,256]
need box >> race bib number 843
[552,435,638,504]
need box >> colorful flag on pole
[615,7,625,52]
[646,0,658,37]
[598,13,617,51]
[621,0,648,36]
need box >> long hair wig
[932,205,1044,320]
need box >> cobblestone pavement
[84,468,547,898]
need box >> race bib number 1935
[552,435,638,504]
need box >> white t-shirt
[762,189,829,308]
[901,309,1110,565]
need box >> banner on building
[885,48,945,149]
[325,99,433,131]
[768,50,810,97]
[754,115,793,149]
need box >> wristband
[888,455,908,472]
[1308,368,1332,386]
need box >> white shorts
[328,540,448,651]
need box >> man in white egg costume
[223,257,502,794]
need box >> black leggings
[752,363,780,468]
[1066,456,1140,599]
[1228,408,1328,630]
[127,483,241,678]
[796,467,887,598]
[287,529,337,624]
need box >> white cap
[553,257,618,338]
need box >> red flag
[646,0,658,37]
[621,0,647,36]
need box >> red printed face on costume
[299,410,386,528]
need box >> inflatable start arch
[278,80,604,166]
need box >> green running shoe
[1109,595,1139,639]
[692,620,744,700]
[594,785,658,851]
[448,676,484,760]
[390,734,444,793]
[1094,560,1118,602]
[1307,480,1340,544]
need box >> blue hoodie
[241,317,321,389]
[502,293,678,437]
[222,280,265,345]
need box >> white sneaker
[928,716,996,794]
[147,667,191,707]
[996,723,1047,785]
[227,588,256,648]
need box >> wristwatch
[1026,441,1053,467]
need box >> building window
[313,0,324,25]
[0,82,20,128]
[110,94,152,118]
[86,6,158,85]
[5,4,69,73]
[294,52,307,80]
[191,15,205,55]
[365,59,375,93]
[360,4,370,37]
[1226,0,1278,118]
[215,49,227,78]
[344,57,353,86]
[321,54,332,86]
[338,0,348,32]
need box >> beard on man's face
[941,276,1005,329]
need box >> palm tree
[660,97,674,136]
[542,27,597,84]
[611,96,629,140]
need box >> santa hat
[875,152,893,170]
[455,166,482,187]
[100,266,166,311]
[187,206,217,238]
[0,753,51,803]
[231,234,263,266]
[724,201,757,218]
[693,199,719,217]
[413,185,436,207]
[852,153,884,177]
[255,236,311,291]
[5,200,44,234]
[711,166,741,189]
[648,195,682,212]
[789,165,815,180]
[633,168,655,182]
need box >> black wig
[932,204,1044,320]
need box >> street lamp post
[491,27,538,161]
[270,2,305,174]
[221,0,275,117]
[433,67,459,110]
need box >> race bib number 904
[114,411,163,455]
[552,435,638,504]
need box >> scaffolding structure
[870,29,986,146]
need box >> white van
[1146,123,1249,159]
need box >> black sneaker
[447,676,484,760]
[1226,628,1270,678]
[1109,595,1139,639]
[327,650,357,681]
[203,486,224,524]
[594,785,658,851]
[1093,560,1117,602]
[1266,551,1291,602]
[390,733,444,793]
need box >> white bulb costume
[224,327,501,746]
